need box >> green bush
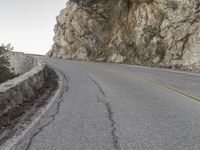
[166,0,178,10]
[0,44,16,84]
[154,9,166,23]
[143,25,159,39]
[129,0,154,4]
[155,41,167,59]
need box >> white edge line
[0,70,63,150]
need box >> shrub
[0,44,16,84]
[155,41,167,59]
[143,25,159,39]
[129,0,154,4]
[166,0,178,10]
[154,9,166,23]
[143,25,159,46]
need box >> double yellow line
[125,72,200,104]
[100,65,200,104]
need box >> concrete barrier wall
[0,53,48,118]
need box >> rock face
[48,0,200,71]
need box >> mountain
[47,0,200,71]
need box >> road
[5,58,200,150]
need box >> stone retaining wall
[0,53,48,118]
[7,52,38,75]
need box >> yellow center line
[97,64,200,104]
[125,72,200,104]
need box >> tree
[0,44,16,84]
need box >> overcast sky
[0,0,67,55]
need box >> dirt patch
[0,67,58,144]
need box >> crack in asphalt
[88,75,120,150]
[87,75,106,97]
[24,72,69,150]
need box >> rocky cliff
[48,0,200,71]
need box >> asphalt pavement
[4,57,200,150]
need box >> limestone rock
[48,0,200,71]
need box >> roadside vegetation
[0,44,16,84]
[166,0,178,10]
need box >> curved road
[7,58,200,150]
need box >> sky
[0,0,67,55]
